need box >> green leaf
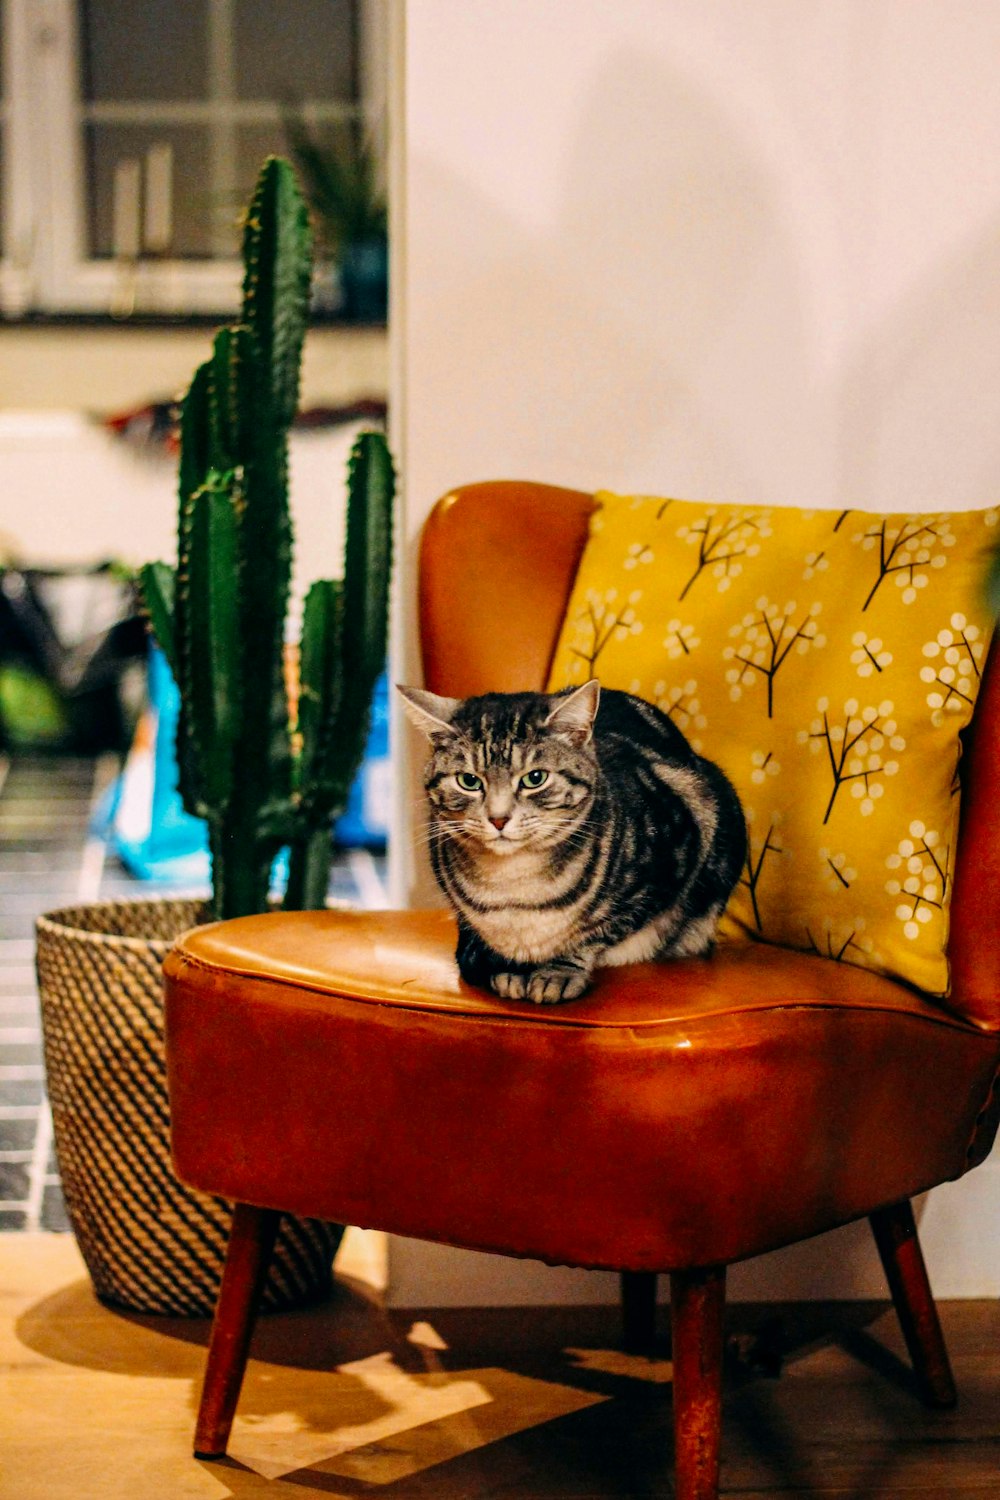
[137,561,178,678]
[284,115,387,253]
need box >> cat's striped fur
[399,679,747,1003]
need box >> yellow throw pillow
[547,493,998,995]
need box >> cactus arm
[208,324,262,474]
[181,473,241,813]
[174,358,215,801]
[283,430,394,913]
[324,430,395,800]
[341,431,395,688]
[208,324,293,803]
[241,156,312,428]
[284,827,333,912]
[296,578,343,786]
[182,459,272,922]
[137,561,178,679]
[207,328,238,470]
[283,578,342,910]
[177,360,214,616]
[288,432,395,829]
[234,351,294,831]
[179,360,213,515]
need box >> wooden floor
[2,1235,998,1498]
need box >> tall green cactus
[139,157,394,920]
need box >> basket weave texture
[36,898,342,1316]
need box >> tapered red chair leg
[620,1270,658,1355]
[194,1203,282,1458]
[869,1198,956,1409]
[670,1265,726,1500]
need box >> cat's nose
[489,816,510,831]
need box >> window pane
[233,0,355,101]
[85,124,213,257]
[73,0,367,274]
[79,0,209,102]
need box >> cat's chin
[480,836,529,857]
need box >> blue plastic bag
[98,647,389,885]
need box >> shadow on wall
[408,48,780,500]
[839,217,1000,508]
[410,46,1000,510]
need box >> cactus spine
[139,156,394,920]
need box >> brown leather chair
[164,482,1000,1500]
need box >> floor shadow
[15,1271,393,1378]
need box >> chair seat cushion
[164,910,1000,1272]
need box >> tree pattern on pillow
[548,492,998,996]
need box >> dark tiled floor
[0,752,387,1232]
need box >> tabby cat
[399,679,746,1003]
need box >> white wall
[388,0,1000,1305]
[0,326,387,588]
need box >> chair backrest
[420,480,595,696]
[419,482,1000,1029]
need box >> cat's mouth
[483,830,528,853]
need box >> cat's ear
[545,679,600,743]
[396,684,462,742]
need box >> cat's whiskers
[411,825,448,852]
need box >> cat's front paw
[491,965,591,1004]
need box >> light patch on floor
[564,1346,674,1383]
[303,1368,607,1487]
[228,1349,495,1479]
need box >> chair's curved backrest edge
[949,631,1000,1029]
[419,480,596,698]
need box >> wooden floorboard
[2,1236,998,1498]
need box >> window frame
[1,0,385,319]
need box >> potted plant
[284,112,388,321]
[34,156,395,1316]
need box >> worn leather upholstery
[164,480,1000,1276]
[166,909,1000,1273]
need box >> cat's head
[398,680,601,856]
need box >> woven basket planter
[35,898,343,1316]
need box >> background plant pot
[339,235,388,321]
[35,898,344,1316]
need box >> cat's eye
[520,769,549,789]
[455,772,483,792]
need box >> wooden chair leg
[670,1265,726,1500]
[194,1203,282,1459]
[869,1198,956,1409]
[620,1270,658,1354]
